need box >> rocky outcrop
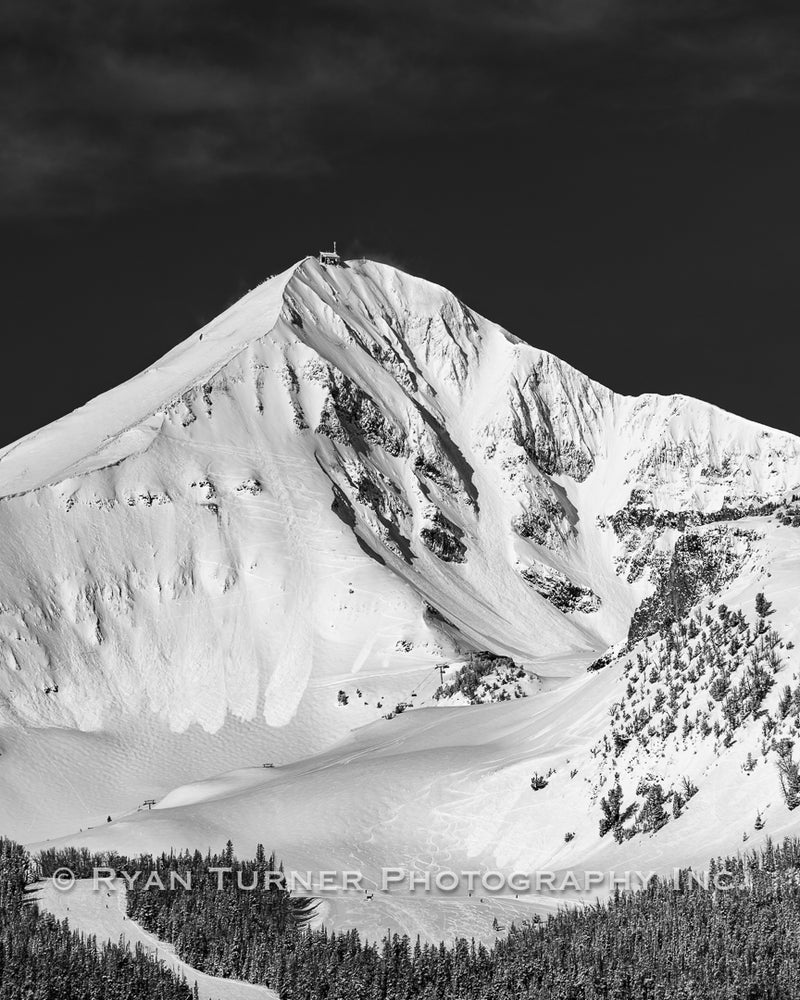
[420,507,467,563]
[521,562,600,614]
[627,526,759,645]
[316,368,406,457]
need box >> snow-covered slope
[2,256,800,931]
[34,519,800,946]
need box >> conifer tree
[755,592,774,618]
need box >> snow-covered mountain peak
[0,254,798,747]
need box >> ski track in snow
[36,879,277,1000]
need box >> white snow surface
[0,261,300,497]
[1,256,800,942]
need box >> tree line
[35,835,800,999]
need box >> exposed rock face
[420,507,467,563]
[512,495,573,549]
[505,360,607,483]
[521,562,600,614]
[317,367,407,457]
[626,526,759,645]
[601,488,777,585]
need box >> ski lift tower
[318,242,342,266]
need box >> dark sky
[2,0,800,447]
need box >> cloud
[2,0,799,216]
